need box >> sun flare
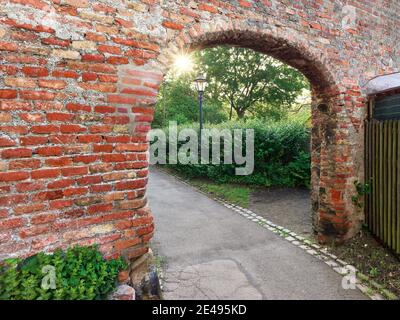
[173,53,195,74]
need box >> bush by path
[160,119,311,188]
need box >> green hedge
[160,119,311,188]
[0,245,126,300]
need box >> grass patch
[191,180,251,208]
[159,166,251,208]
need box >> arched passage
[153,28,352,243]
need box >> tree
[153,73,228,128]
[198,46,309,119]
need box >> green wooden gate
[365,94,400,254]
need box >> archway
[151,28,354,244]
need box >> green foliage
[153,46,312,188]
[160,119,311,188]
[200,46,310,119]
[0,245,127,300]
[355,180,371,196]
[369,267,379,278]
[287,152,311,188]
[153,73,228,128]
[154,46,310,127]
[351,180,371,209]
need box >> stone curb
[157,167,399,301]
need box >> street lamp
[193,74,207,134]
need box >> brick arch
[160,25,338,90]
[195,32,335,92]
[156,27,346,242]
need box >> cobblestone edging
[213,198,391,300]
[158,169,398,301]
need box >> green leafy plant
[369,267,379,278]
[351,180,371,209]
[0,245,127,300]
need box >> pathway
[148,168,367,300]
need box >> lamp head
[194,74,207,93]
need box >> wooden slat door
[365,95,400,254]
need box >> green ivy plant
[351,180,371,209]
[0,245,127,300]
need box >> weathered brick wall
[0,0,398,261]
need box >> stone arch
[154,27,348,242]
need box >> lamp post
[193,75,207,146]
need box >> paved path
[148,168,367,300]
[249,187,313,237]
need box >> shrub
[159,119,311,188]
[0,245,127,300]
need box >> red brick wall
[0,0,398,260]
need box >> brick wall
[0,0,399,261]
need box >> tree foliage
[199,46,309,119]
[154,45,310,126]
[153,73,228,128]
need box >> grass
[190,180,251,208]
[158,165,251,208]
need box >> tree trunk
[236,109,245,119]
[229,101,234,120]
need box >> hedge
[156,119,311,188]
